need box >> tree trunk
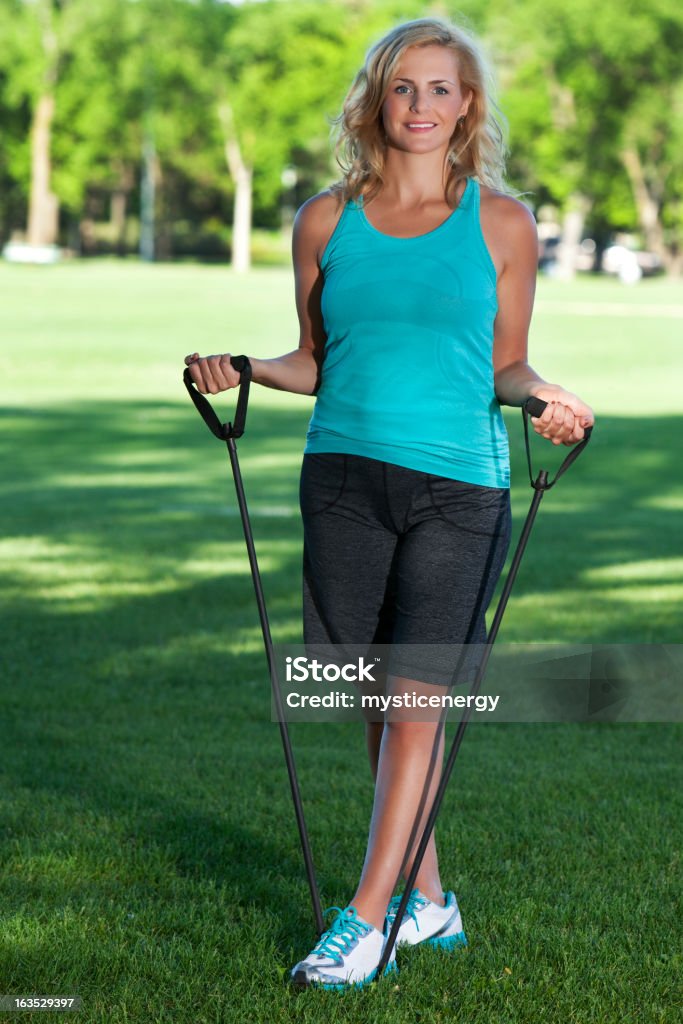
[229,155,252,274]
[219,102,252,273]
[110,191,127,255]
[78,215,96,255]
[621,145,673,274]
[140,133,158,261]
[27,0,60,248]
[555,194,590,282]
[27,93,59,247]
[111,165,134,256]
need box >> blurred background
[1,0,681,279]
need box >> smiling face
[381,44,472,155]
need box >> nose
[409,89,431,113]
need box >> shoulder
[293,189,347,266]
[477,184,537,271]
[478,185,537,243]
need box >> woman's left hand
[528,385,595,446]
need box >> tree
[490,0,683,274]
[214,0,370,271]
[0,0,73,248]
[53,0,235,257]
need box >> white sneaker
[290,905,398,989]
[386,889,467,950]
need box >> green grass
[0,261,681,1023]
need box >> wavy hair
[331,17,511,205]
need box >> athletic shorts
[299,453,512,688]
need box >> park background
[1,1,681,1023]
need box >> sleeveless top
[303,177,510,488]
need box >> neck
[380,146,452,206]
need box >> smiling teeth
[408,123,435,127]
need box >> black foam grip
[524,396,548,418]
[183,355,251,440]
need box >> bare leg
[365,720,383,777]
[365,719,444,903]
[354,676,448,930]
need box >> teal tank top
[304,176,510,488]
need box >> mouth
[406,122,437,132]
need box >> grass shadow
[0,402,681,935]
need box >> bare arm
[488,196,594,445]
[184,192,341,396]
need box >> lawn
[0,261,681,1023]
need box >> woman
[185,17,594,990]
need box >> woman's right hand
[184,352,242,395]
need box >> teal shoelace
[313,906,372,958]
[386,889,429,932]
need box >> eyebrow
[394,77,456,85]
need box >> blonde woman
[186,16,593,989]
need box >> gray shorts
[299,453,511,687]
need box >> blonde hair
[331,17,510,205]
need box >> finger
[198,356,218,394]
[563,424,585,446]
[192,356,221,395]
[570,400,593,430]
[193,360,213,394]
[551,402,570,427]
[210,355,241,390]
[536,401,561,437]
[207,355,239,393]
[184,352,200,366]
[563,403,593,442]
[543,404,574,445]
[557,404,575,443]
[532,400,555,435]
[555,406,576,445]
[218,354,241,388]
[566,414,587,444]
[541,401,556,426]
[186,359,205,392]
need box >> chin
[389,132,448,153]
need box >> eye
[394,85,411,94]
[433,86,448,95]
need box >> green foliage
[221,0,373,207]
[0,1,39,224]
[51,0,233,213]
[0,0,681,259]
[492,0,683,249]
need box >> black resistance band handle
[183,355,251,440]
[522,395,593,490]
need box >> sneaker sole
[428,930,467,950]
[291,960,398,991]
